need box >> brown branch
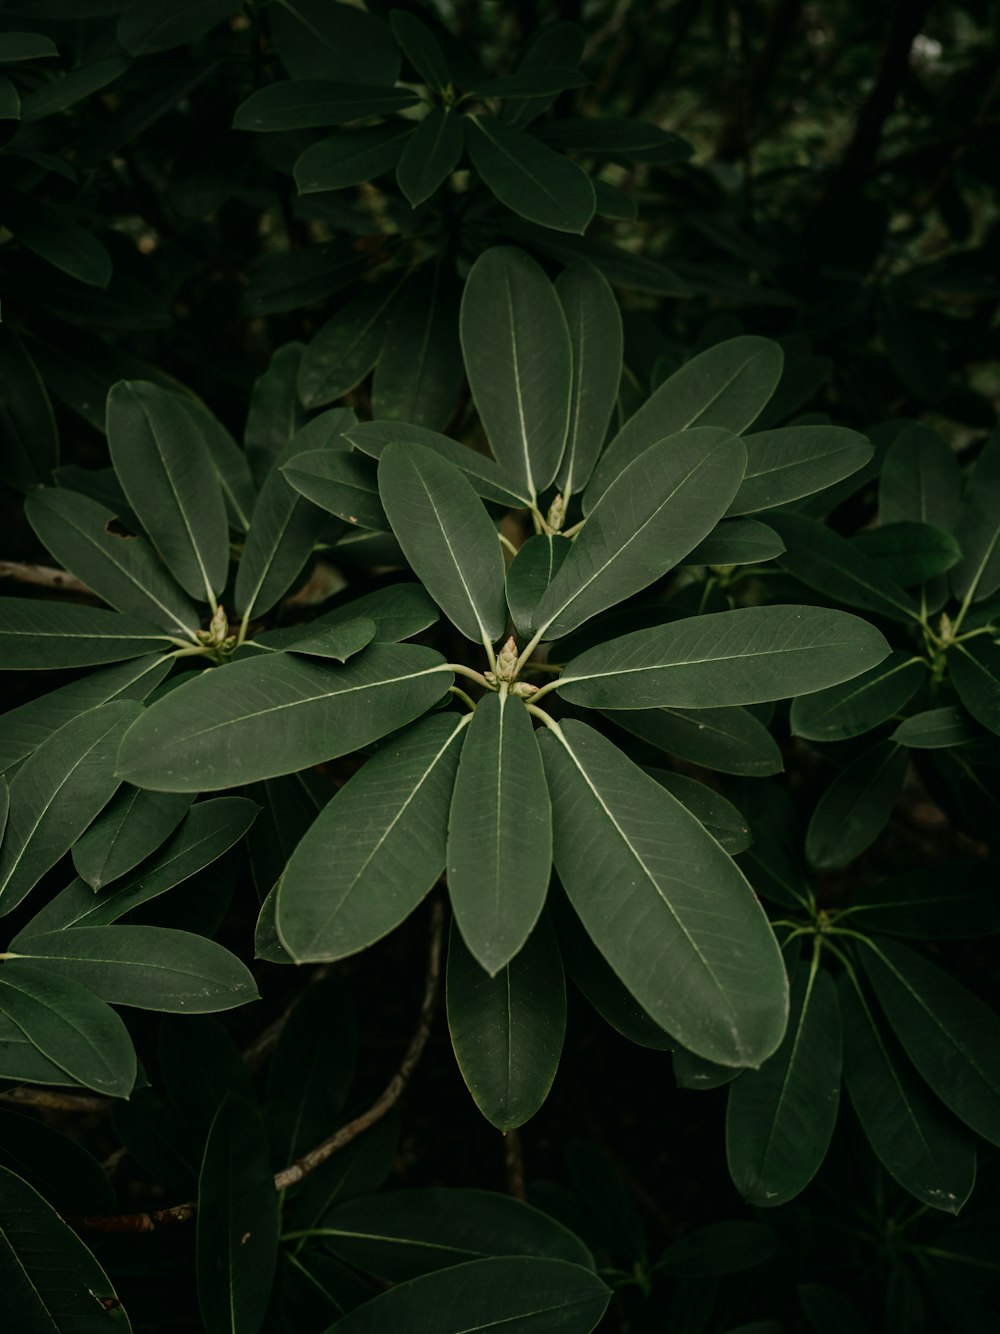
[0,561,94,596]
[70,901,445,1233]
[0,1087,111,1114]
[504,1129,527,1202]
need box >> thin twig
[0,1087,111,1114]
[0,561,94,596]
[504,1129,527,1201]
[70,902,446,1233]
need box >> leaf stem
[443,662,491,688]
[524,702,564,738]
[498,532,518,557]
[449,685,478,711]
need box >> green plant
[3,3,1000,1332]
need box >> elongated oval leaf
[371,266,463,432]
[558,606,890,710]
[117,643,451,792]
[106,380,229,602]
[18,796,259,938]
[71,785,193,889]
[244,343,306,486]
[378,443,507,646]
[838,971,976,1213]
[727,425,873,515]
[0,1164,132,1330]
[396,106,464,207]
[847,862,1000,940]
[118,0,241,55]
[321,1184,590,1281]
[879,422,962,529]
[347,420,530,506]
[275,713,468,962]
[0,654,169,776]
[464,117,596,235]
[789,651,925,742]
[10,925,259,1013]
[284,449,386,531]
[25,486,200,637]
[644,769,751,853]
[613,705,784,776]
[554,262,623,498]
[460,247,572,501]
[950,637,1000,737]
[0,599,168,670]
[294,122,413,193]
[447,691,552,974]
[539,720,787,1066]
[534,429,747,642]
[950,430,1000,605]
[447,914,565,1129]
[585,336,783,509]
[197,1094,279,1334]
[685,517,785,566]
[726,961,841,1207]
[861,937,1000,1147]
[271,0,399,82]
[0,700,141,915]
[891,707,975,750]
[325,1256,610,1333]
[0,963,135,1097]
[252,583,438,651]
[805,741,908,871]
[506,535,572,641]
[234,81,419,131]
[298,277,405,409]
[0,326,58,491]
[768,511,921,625]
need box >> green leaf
[265,975,356,1167]
[727,425,873,514]
[854,522,962,586]
[506,535,572,642]
[839,971,976,1213]
[0,701,140,915]
[447,913,564,1129]
[2,191,112,287]
[768,511,921,624]
[0,1164,132,1330]
[861,937,1000,1147]
[347,420,531,507]
[950,636,1000,737]
[253,583,438,650]
[585,336,783,509]
[464,117,596,234]
[848,861,1000,940]
[323,1256,610,1333]
[235,416,352,619]
[644,769,751,853]
[275,618,376,663]
[298,278,405,408]
[534,429,746,642]
[295,122,414,193]
[659,1222,777,1276]
[25,487,200,637]
[284,1111,399,1234]
[612,706,784,777]
[118,0,240,54]
[243,246,368,318]
[790,651,925,742]
[378,444,507,646]
[245,343,306,486]
[673,1046,741,1090]
[20,797,259,936]
[234,81,419,131]
[0,73,18,119]
[447,692,552,974]
[371,266,463,431]
[685,517,785,566]
[0,326,58,490]
[320,1185,591,1281]
[197,1094,279,1334]
[275,713,467,962]
[539,720,787,1066]
[554,262,623,499]
[10,925,259,1013]
[460,247,572,502]
[106,381,229,603]
[501,21,585,129]
[0,33,58,62]
[0,1012,83,1089]
[0,654,168,775]
[21,56,129,122]
[0,599,167,670]
[183,396,257,535]
[390,10,450,90]
[71,786,193,890]
[879,423,962,529]
[0,1105,116,1214]
[726,961,841,1207]
[558,606,890,710]
[396,107,464,207]
[892,706,976,749]
[118,643,451,792]
[0,963,135,1097]
[271,0,399,82]
[805,741,908,871]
